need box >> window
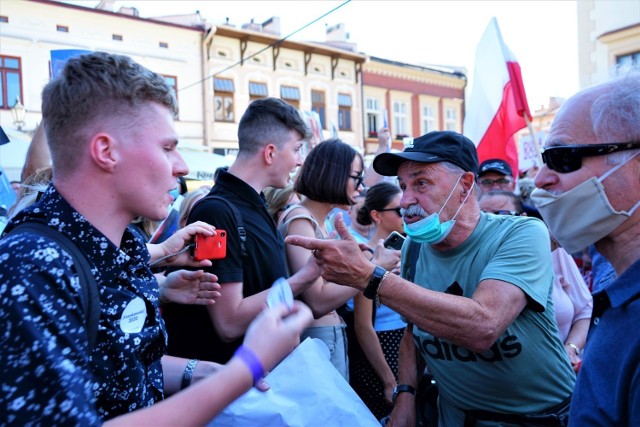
[393,101,408,138]
[445,107,458,131]
[365,97,381,137]
[159,41,169,49]
[56,25,69,32]
[311,90,326,129]
[616,51,640,75]
[214,78,234,122]
[249,81,268,102]
[112,34,123,41]
[162,75,178,102]
[0,16,9,23]
[280,85,300,109]
[338,93,352,131]
[0,55,22,109]
[422,104,436,134]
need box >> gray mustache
[403,204,428,218]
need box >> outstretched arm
[105,302,313,426]
[285,214,529,353]
[364,127,392,188]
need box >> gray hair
[591,69,640,165]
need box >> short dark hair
[42,52,177,172]
[357,182,402,226]
[294,138,362,205]
[237,98,311,157]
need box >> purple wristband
[233,345,265,386]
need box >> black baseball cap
[373,131,479,176]
[478,159,513,177]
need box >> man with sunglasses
[287,130,575,426]
[531,71,640,426]
[476,158,517,196]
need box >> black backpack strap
[8,221,100,350]
[203,195,247,257]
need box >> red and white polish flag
[463,17,532,176]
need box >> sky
[62,0,580,111]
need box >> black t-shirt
[162,170,288,363]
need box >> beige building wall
[577,0,640,88]
[0,0,205,146]
[202,25,366,155]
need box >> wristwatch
[392,384,416,404]
[364,265,387,300]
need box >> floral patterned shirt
[0,185,166,425]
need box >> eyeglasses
[478,178,513,187]
[493,210,520,216]
[378,207,402,217]
[541,141,640,173]
[349,174,364,188]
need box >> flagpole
[524,114,543,167]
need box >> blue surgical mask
[168,188,180,202]
[403,175,471,244]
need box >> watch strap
[393,384,416,403]
[364,265,387,300]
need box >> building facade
[0,0,206,180]
[362,56,466,154]
[0,0,470,182]
[577,0,640,87]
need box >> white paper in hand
[266,277,293,310]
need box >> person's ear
[264,143,276,164]
[370,210,382,225]
[461,172,475,197]
[91,133,117,172]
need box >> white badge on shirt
[120,297,147,333]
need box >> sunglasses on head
[541,141,640,173]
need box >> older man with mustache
[287,131,575,426]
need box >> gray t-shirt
[402,213,575,425]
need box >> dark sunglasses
[541,141,640,173]
[349,174,364,188]
[378,207,403,217]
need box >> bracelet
[233,345,265,386]
[566,343,580,356]
[181,359,199,389]
[374,270,391,308]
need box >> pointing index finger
[284,235,326,251]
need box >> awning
[178,149,230,181]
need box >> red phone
[193,230,227,261]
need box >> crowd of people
[0,50,638,426]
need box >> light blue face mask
[168,188,180,202]
[403,175,471,244]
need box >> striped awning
[214,78,235,92]
[280,86,300,100]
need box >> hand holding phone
[383,231,405,250]
[193,230,227,261]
